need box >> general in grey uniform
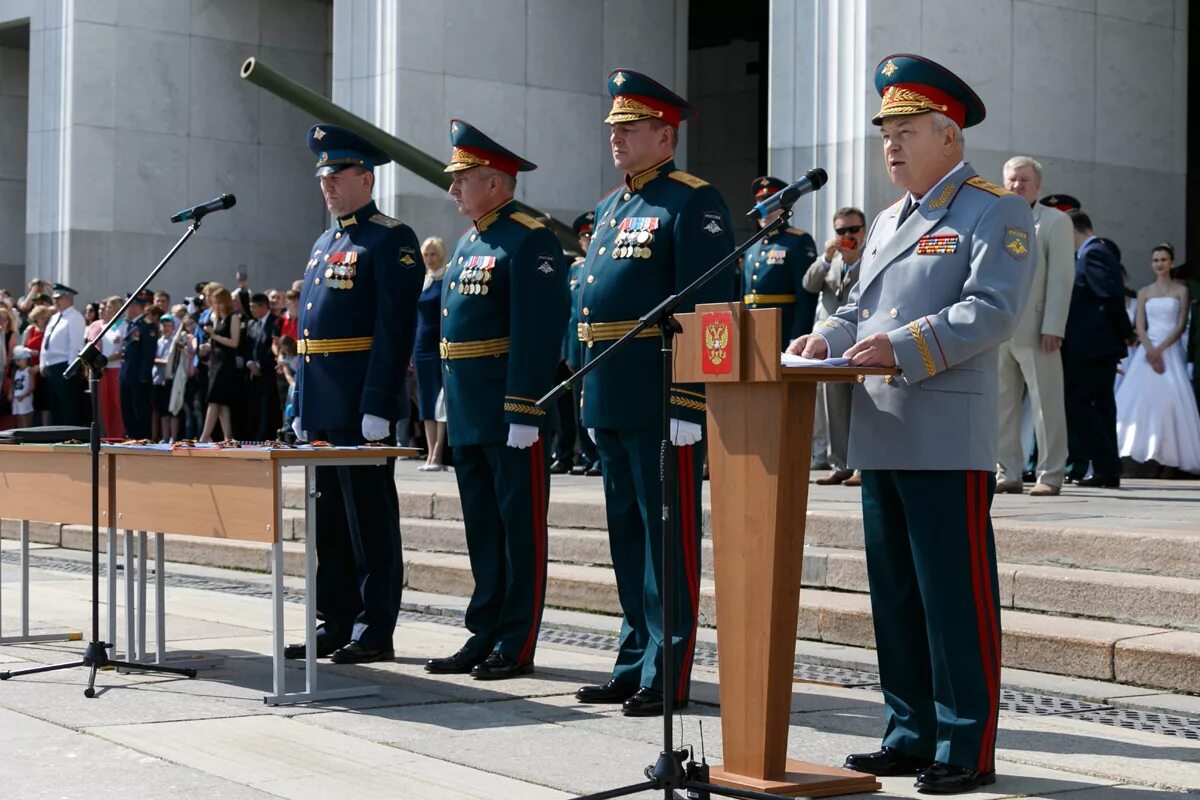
[790,54,1034,793]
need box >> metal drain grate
[1070,708,1200,740]
[7,548,1200,739]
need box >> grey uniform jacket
[817,163,1036,471]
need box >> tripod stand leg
[84,663,99,698]
[0,659,86,680]
[574,780,658,800]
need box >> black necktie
[897,195,915,226]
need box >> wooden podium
[675,303,886,797]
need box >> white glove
[507,423,539,449]
[291,418,308,442]
[670,419,702,447]
[362,413,390,442]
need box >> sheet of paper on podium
[780,353,852,367]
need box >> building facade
[0,0,1189,300]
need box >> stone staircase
[6,475,1200,696]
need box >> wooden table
[1,443,416,705]
[0,444,91,645]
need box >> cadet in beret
[286,124,424,665]
[573,69,735,717]
[562,211,601,476]
[789,54,1035,792]
[423,120,568,680]
[741,177,819,348]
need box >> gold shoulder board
[667,170,709,189]
[965,176,1013,197]
[369,213,402,228]
[510,212,544,229]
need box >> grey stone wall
[0,36,27,291]
[330,0,689,251]
[770,0,1189,286]
[0,0,332,302]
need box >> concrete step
[396,518,1200,633]
[18,525,1200,695]
[280,487,1200,583]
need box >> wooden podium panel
[0,445,110,527]
[109,452,278,542]
[674,305,884,796]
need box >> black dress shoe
[425,647,488,674]
[843,747,931,777]
[915,762,996,794]
[621,687,687,716]
[585,463,602,477]
[1021,470,1036,484]
[575,677,638,704]
[283,629,347,660]
[329,641,395,664]
[470,652,533,680]
[1078,475,1120,488]
[549,458,572,475]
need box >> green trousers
[860,469,1002,774]
[453,438,551,662]
[595,428,704,702]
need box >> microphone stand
[537,208,798,800]
[0,220,208,696]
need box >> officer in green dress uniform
[564,211,601,476]
[573,70,735,717]
[741,176,820,348]
[423,120,568,680]
[789,55,1035,792]
[287,124,424,664]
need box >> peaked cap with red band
[872,53,986,129]
[443,118,536,177]
[1038,193,1081,212]
[604,69,696,127]
[751,176,787,199]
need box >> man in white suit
[995,156,1074,496]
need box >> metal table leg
[123,529,136,660]
[107,525,117,657]
[136,531,147,659]
[155,533,165,664]
[262,463,378,706]
[0,520,82,645]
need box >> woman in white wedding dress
[1115,244,1200,473]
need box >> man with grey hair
[995,156,1074,496]
[788,54,1034,791]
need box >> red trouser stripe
[675,445,699,702]
[967,471,1000,772]
[518,438,547,664]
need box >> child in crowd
[9,345,35,427]
[275,335,298,436]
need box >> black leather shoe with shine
[575,678,638,704]
[915,762,996,794]
[424,647,488,674]
[470,652,533,680]
[842,747,931,777]
[329,641,395,664]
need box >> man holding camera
[803,207,867,485]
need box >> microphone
[747,168,828,219]
[170,193,236,223]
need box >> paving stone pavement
[1,556,1198,799]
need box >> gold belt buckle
[438,340,450,359]
[577,322,594,347]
